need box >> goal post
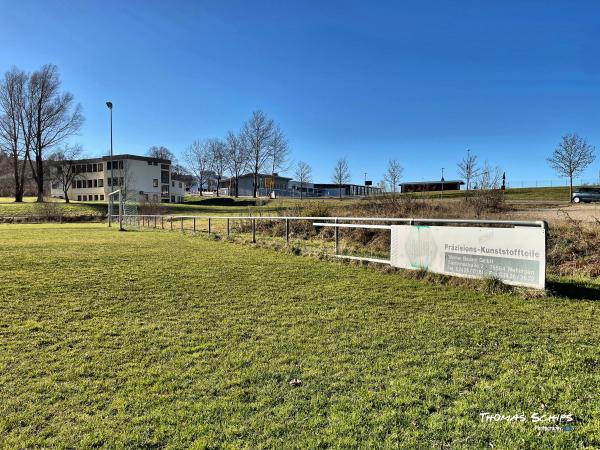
[107,189,122,230]
[108,189,140,231]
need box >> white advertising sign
[390,225,546,289]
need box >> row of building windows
[146,161,170,170]
[75,179,104,189]
[77,194,105,201]
[74,161,127,173]
[74,163,104,173]
[106,161,124,170]
[73,177,130,189]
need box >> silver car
[572,187,600,203]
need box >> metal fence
[113,214,545,262]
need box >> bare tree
[207,138,226,197]
[268,125,290,195]
[184,139,209,195]
[383,159,403,193]
[147,145,176,163]
[0,67,28,202]
[48,144,83,203]
[25,64,84,202]
[331,158,351,198]
[457,148,480,191]
[224,131,248,197]
[547,133,596,199]
[171,163,190,177]
[241,110,275,197]
[471,162,504,216]
[294,161,312,200]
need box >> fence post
[193,217,196,233]
[334,217,339,255]
[181,216,184,232]
[208,217,211,235]
[252,219,256,243]
[170,216,173,231]
[154,216,157,228]
[227,218,230,237]
[161,216,164,229]
[285,218,289,245]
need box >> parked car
[572,186,600,203]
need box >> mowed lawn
[0,225,598,448]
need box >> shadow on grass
[546,280,600,300]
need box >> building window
[87,180,93,188]
[94,195,99,201]
[161,170,169,184]
[171,195,175,202]
[153,179,158,187]
[98,179,104,187]
[92,164,97,172]
[119,177,123,186]
[82,195,87,201]
[77,195,81,201]
[179,182,182,188]
[153,162,158,166]
[99,194,104,201]
[161,164,169,170]
[98,163,103,172]
[93,179,97,188]
[87,164,92,172]
[171,181,175,187]
[148,161,152,165]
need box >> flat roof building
[50,154,186,203]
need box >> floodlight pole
[106,101,114,227]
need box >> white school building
[50,154,186,203]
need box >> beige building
[50,154,186,203]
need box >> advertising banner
[390,225,546,289]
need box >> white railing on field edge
[110,214,546,261]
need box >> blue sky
[1,0,599,186]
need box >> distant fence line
[506,178,600,189]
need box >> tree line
[182,110,289,198]
[0,65,83,202]
[2,65,596,203]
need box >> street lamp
[106,101,113,227]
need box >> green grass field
[0,224,598,448]
[0,197,106,218]
[0,196,329,219]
